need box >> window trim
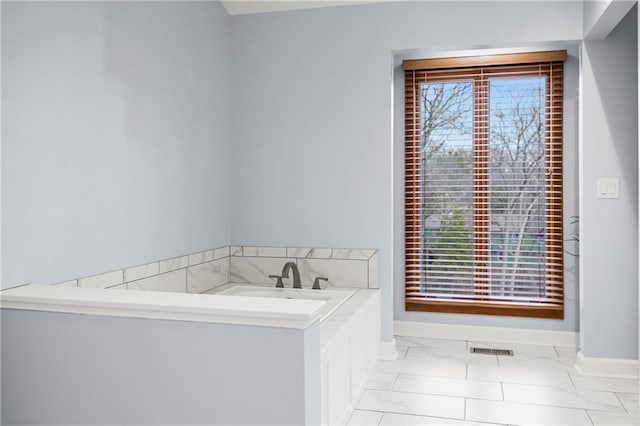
[404,51,566,319]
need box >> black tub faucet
[281,262,301,289]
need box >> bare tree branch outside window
[420,77,547,301]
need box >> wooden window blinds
[403,51,566,319]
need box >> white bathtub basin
[217,285,356,322]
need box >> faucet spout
[281,262,302,289]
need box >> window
[403,51,566,319]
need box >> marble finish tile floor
[347,337,638,426]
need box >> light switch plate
[597,178,619,199]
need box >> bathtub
[216,284,355,322]
[0,282,379,425]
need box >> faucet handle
[312,277,328,290]
[269,275,284,288]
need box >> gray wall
[1,1,232,288]
[229,1,583,341]
[584,0,612,36]
[583,0,637,40]
[393,47,580,332]
[1,309,319,425]
[580,7,639,359]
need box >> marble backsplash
[229,246,379,289]
[54,246,379,293]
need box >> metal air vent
[470,347,514,356]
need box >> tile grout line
[376,407,513,426]
[391,373,400,390]
[503,400,629,415]
[567,371,577,389]
[347,408,386,426]
[183,267,187,293]
[371,374,514,401]
[613,392,629,414]
[360,410,458,426]
[366,256,370,289]
[500,382,505,401]
[464,397,467,420]
[381,369,517,386]
[366,388,496,401]
[380,365,578,389]
[370,386,636,415]
[357,406,473,425]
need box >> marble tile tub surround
[52,245,379,292]
[54,246,231,294]
[229,246,379,289]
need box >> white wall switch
[597,178,620,199]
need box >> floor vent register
[469,347,514,356]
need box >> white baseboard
[380,339,398,360]
[575,351,639,379]
[394,320,579,347]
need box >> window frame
[403,51,566,319]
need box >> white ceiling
[221,0,385,15]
